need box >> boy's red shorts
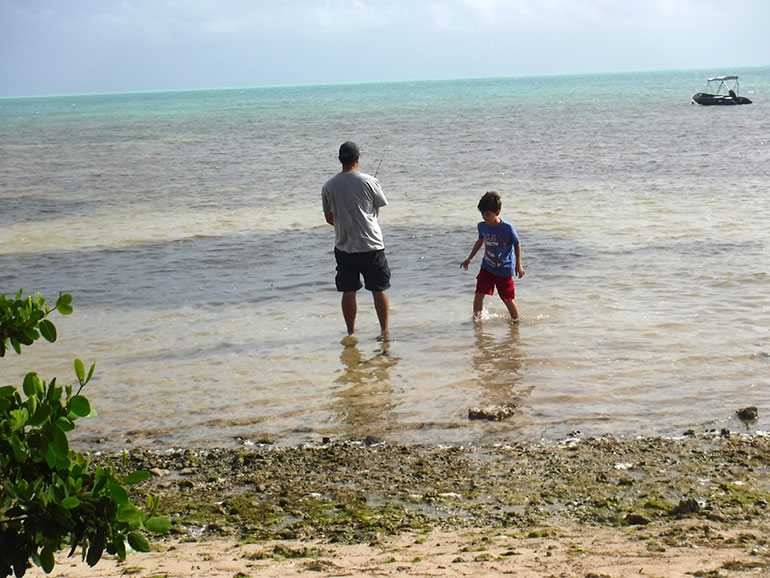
[476,268,515,301]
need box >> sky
[1,0,768,97]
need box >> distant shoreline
[5,63,769,99]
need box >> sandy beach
[34,519,770,578]
[25,433,770,577]
[31,521,770,578]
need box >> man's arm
[324,212,334,226]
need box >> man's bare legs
[342,290,389,336]
[342,292,357,334]
[373,291,389,336]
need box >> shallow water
[1,68,769,449]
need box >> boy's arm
[461,239,484,270]
[514,243,525,278]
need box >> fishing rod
[374,146,388,178]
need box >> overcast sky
[1,0,768,97]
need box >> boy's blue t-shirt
[478,219,519,277]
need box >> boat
[692,75,752,105]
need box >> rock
[624,513,651,526]
[736,406,758,422]
[468,403,517,421]
[672,498,701,516]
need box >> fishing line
[374,146,388,178]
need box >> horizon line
[2,64,766,100]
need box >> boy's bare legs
[373,291,389,336]
[503,298,520,322]
[342,292,357,334]
[473,293,485,319]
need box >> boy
[460,191,525,321]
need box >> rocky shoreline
[96,433,770,547]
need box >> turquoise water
[1,67,769,449]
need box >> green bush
[1,290,169,577]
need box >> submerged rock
[468,403,517,421]
[736,406,758,422]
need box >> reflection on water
[331,336,400,438]
[472,323,529,409]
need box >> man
[322,141,390,336]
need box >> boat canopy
[703,75,741,96]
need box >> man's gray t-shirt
[322,171,387,253]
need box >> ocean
[1,67,768,450]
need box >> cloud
[1,0,768,96]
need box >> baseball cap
[338,141,360,163]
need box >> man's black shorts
[334,248,391,293]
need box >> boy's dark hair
[477,191,502,213]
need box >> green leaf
[123,470,151,486]
[44,441,58,468]
[0,385,17,397]
[74,358,86,382]
[127,532,150,552]
[32,292,46,308]
[144,516,172,534]
[70,395,92,417]
[39,319,57,342]
[117,504,143,526]
[6,434,23,460]
[26,395,38,416]
[86,537,105,567]
[56,416,75,432]
[112,534,127,560]
[9,407,30,431]
[109,482,129,505]
[40,547,55,573]
[23,327,39,342]
[23,373,39,396]
[56,293,74,315]
[29,402,52,426]
[46,379,62,402]
[61,496,81,509]
[52,425,70,459]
